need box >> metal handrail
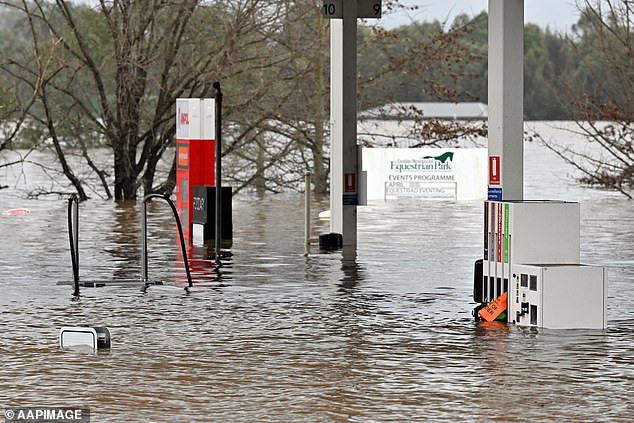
[142,194,193,288]
[67,194,80,296]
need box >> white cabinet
[509,264,608,329]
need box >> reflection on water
[108,200,141,283]
[1,138,634,421]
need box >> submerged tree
[0,15,39,171]
[1,0,297,200]
[0,0,491,199]
[539,0,634,198]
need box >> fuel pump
[474,200,607,329]
[175,98,215,242]
[175,98,232,247]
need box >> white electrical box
[509,264,607,329]
[480,200,580,302]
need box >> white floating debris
[318,209,331,220]
[59,327,111,350]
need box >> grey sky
[381,1,582,32]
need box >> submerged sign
[362,148,487,201]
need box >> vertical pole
[68,195,80,296]
[304,171,311,256]
[330,1,358,246]
[141,199,148,282]
[72,199,79,279]
[488,0,524,200]
[213,82,223,261]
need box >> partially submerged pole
[213,82,223,262]
[141,199,148,283]
[67,195,80,296]
[329,2,359,247]
[304,171,311,256]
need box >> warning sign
[177,143,189,169]
[489,156,500,185]
[344,173,356,193]
[479,292,508,322]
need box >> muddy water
[1,131,633,421]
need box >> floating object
[59,326,111,350]
[318,209,331,220]
[4,208,30,216]
[479,292,508,322]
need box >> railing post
[141,199,148,283]
[304,171,311,256]
[67,195,80,297]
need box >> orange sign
[479,292,508,322]
[177,145,189,169]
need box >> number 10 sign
[322,0,382,19]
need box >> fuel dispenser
[475,200,607,329]
[175,98,232,246]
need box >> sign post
[325,0,381,247]
[213,82,223,261]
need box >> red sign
[344,173,356,193]
[179,110,189,126]
[489,156,500,185]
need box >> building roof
[360,102,488,121]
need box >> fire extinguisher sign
[343,173,357,205]
[344,173,356,193]
[489,156,501,185]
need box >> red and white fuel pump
[175,98,232,248]
[175,98,215,243]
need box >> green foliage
[355,9,631,121]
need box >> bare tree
[0,41,40,169]
[1,0,488,199]
[1,0,299,199]
[539,0,634,198]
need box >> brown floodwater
[1,139,633,421]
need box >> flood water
[1,123,633,421]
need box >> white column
[330,1,358,246]
[488,0,524,200]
